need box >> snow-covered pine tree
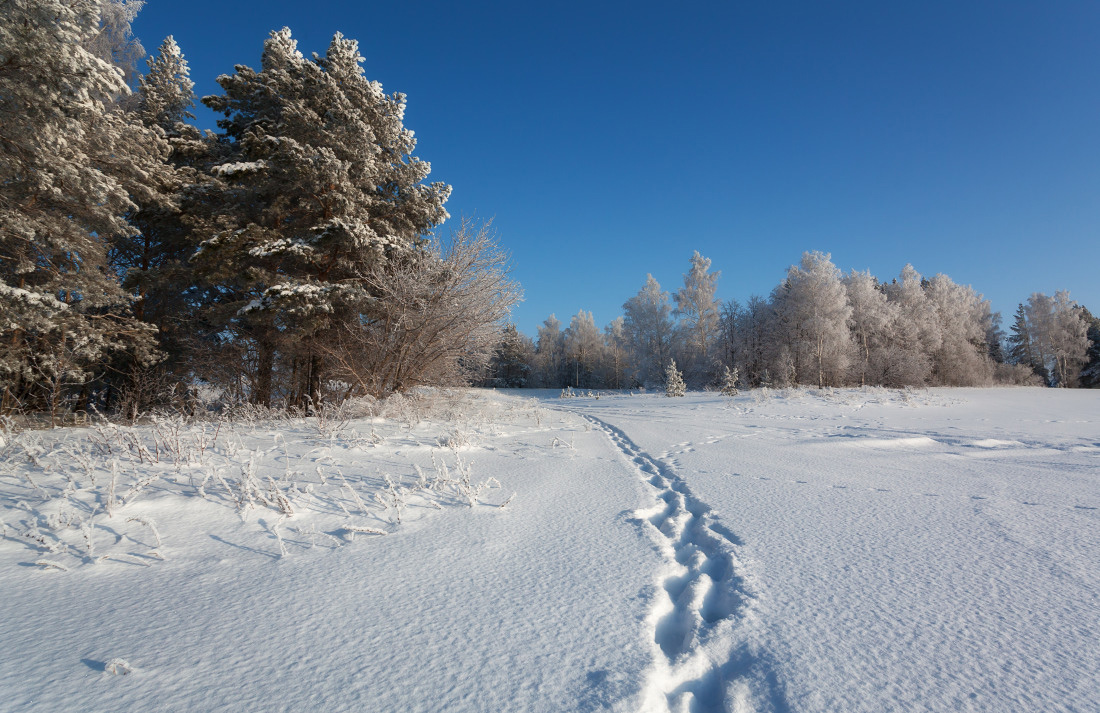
[100,35,205,411]
[985,309,1007,364]
[1078,308,1100,389]
[489,324,535,388]
[113,36,197,328]
[665,359,686,397]
[135,36,195,130]
[1006,303,1046,381]
[192,29,451,405]
[0,0,165,417]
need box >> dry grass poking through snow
[0,389,542,571]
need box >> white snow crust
[1,387,1097,712]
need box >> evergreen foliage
[0,10,517,416]
[1079,309,1100,389]
[1,4,1092,416]
[664,359,686,397]
[0,0,166,417]
[488,324,535,388]
[720,365,739,396]
[192,28,452,405]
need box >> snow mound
[845,435,939,449]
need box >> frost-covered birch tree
[82,0,145,87]
[602,317,629,390]
[880,265,938,386]
[1025,291,1089,387]
[673,251,721,386]
[563,310,604,388]
[923,274,994,386]
[843,270,893,386]
[771,252,853,387]
[622,275,675,388]
[534,315,565,388]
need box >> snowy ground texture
[1,387,1097,713]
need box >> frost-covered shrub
[1,388,524,569]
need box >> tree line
[487,251,1098,391]
[1,1,519,421]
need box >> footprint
[578,413,783,710]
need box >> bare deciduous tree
[321,219,521,399]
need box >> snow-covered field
[1,387,1097,712]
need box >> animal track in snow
[580,414,787,713]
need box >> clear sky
[133,0,1100,337]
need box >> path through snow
[581,413,787,713]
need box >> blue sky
[134,0,1100,337]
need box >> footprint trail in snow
[581,414,788,713]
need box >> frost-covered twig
[81,522,95,559]
[338,472,368,516]
[374,474,407,524]
[294,524,342,548]
[343,524,388,541]
[126,515,162,548]
[266,477,295,516]
[33,559,69,572]
[104,659,132,675]
[271,515,290,557]
[105,460,119,517]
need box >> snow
[211,160,267,176]
[1,387,1097,712]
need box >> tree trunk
[308,352,323,408]
[254,341,275,406]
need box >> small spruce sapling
[665,360,686,397]
[720,366,740,396]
